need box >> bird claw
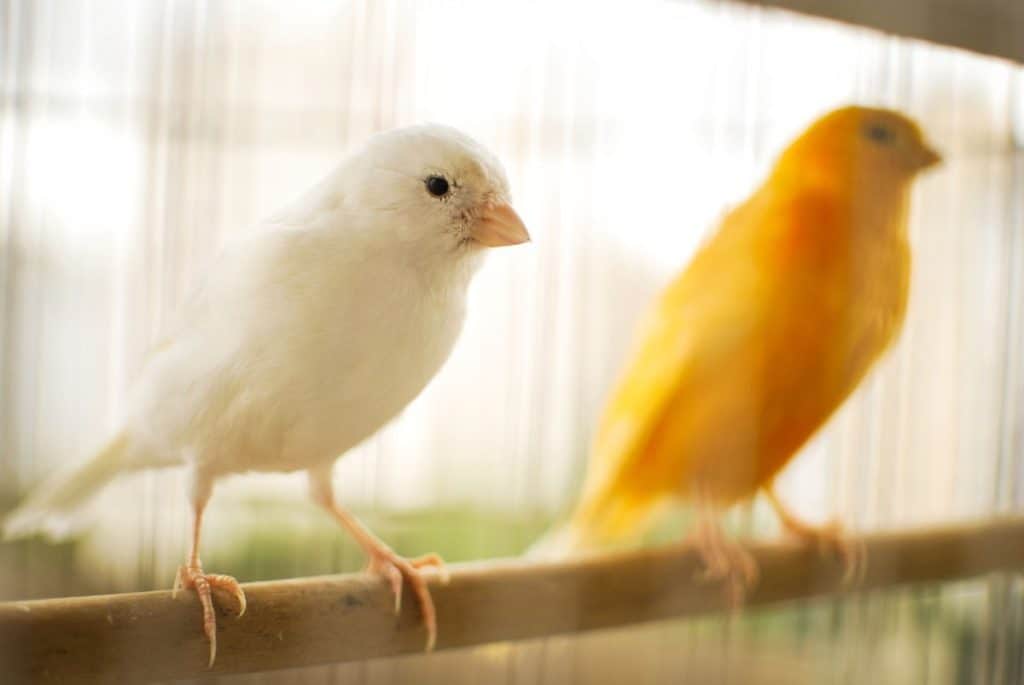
[789,520,867,586]
[174,562,246,668]
[409,553,450,585]
[373,559,404,614]
[691,536,759,607]
[366,549,443,651]
[686,513,759,607]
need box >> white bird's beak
[472,202,531,247]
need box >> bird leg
[685,486,759,607]
[763,484,864,585]
[172,493,246,668]
[309,473,447,651]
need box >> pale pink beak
[472,202,531,247]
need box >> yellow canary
[532,107,940,592]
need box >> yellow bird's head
[774,106,942,188]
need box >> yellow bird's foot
[764,486,865,586]
[687,516,759,608]
[782,518,866,586]
[173,562,247,668]
[366,548,448,651]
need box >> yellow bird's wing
[572,202,777,540]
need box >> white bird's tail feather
[3,432,131,541]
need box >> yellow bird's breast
[588,189,912,514]
[749,232,910,489]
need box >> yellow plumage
[540,107,940,562]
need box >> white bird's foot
[173,562,247,668]
[366,548,448,651]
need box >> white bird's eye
[425,175,450,197]
[864,123,895,145]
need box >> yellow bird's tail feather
[525,492,664,560]
[524,521,594,560]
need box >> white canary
[3,124,530,665]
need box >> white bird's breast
[127,225,477,478]
[271,260,470,473]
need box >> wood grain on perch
[1,517,1022,683]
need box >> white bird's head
[338,124,530,261]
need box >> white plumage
[3,124,530,664]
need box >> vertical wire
[988,63,1024,685]
[734,3,766,671]
[141,0,177,593]
[0,0,27,492]
[23,0,57,602]
[1007,66,1024,685]
[891,35,924,684]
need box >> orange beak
[916,144,942,170]
[472,202,531,247]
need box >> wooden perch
[1,517,1023,683]
[728,0,1024,64]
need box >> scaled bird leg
[685,485,759,607]
[764,483,864,585]
[309,472,447,651]
[172,481,246,668]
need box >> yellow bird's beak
[916,144,942,170]
[472,202,531,247]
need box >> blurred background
[1,0,1023,682]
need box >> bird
[529,106,940,600]
[2,124,530,666]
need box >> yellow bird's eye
[864,123,895,145]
